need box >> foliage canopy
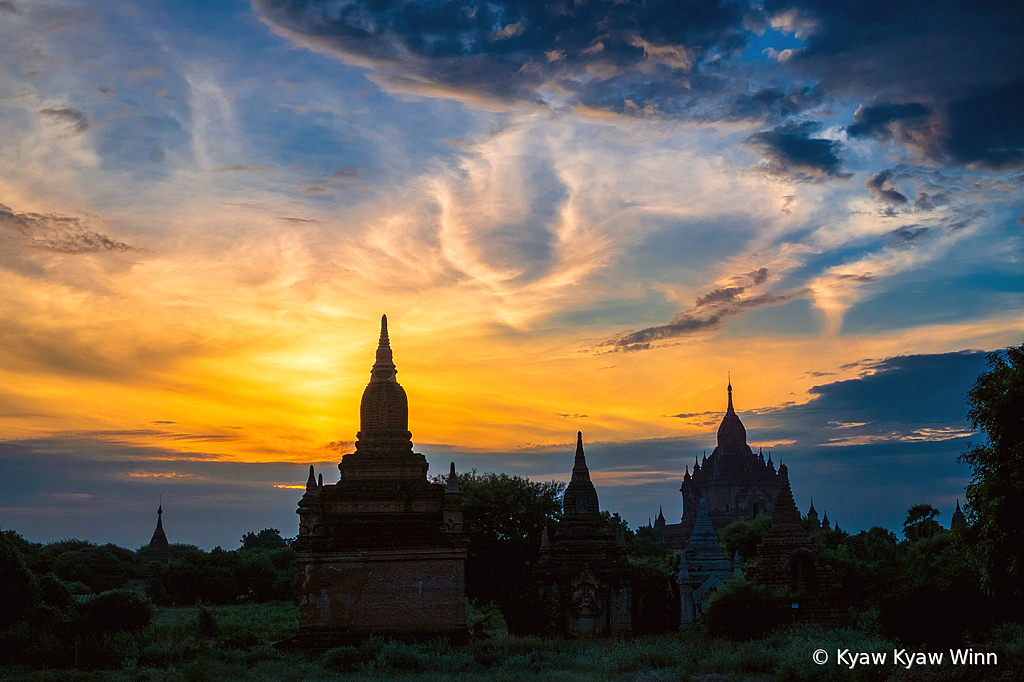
[959,343,1024,606]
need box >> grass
[0,603,1020,681]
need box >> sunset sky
[1,0,1021,550]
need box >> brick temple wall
[298,547,466,639]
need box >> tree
[449,470,564,634]
[959,344,1024,607]
[240,528,289,550]
[0,531,39,628]
[902,504,942,541]
[719,513,772,562]
[52,544,136,594]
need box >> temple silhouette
[286,317,857,637]
[652,380,781,550]
[538,432,631,636]
[288,316,469,647]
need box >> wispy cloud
[0,203,139,254]
[39,106,91,134]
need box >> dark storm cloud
[0,0,16,12]
[847,103,931,141]
[755,350,989,438]
[254,0,1024,171]
[865,169,908,204]
[743,124,851,181]
[254,0,835,121]
[39,107,91,134]
[846,86,1024,171]
[0,203,138,254]
[771,0,1024,170]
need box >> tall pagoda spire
[717,377,747,448]
[571,431,591,482]
[370,314,397,383]
[146,503,171,563]
[563,432,599,516]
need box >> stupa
[290,316,468,646]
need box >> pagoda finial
[727,374,734,414]
[572,431,590,479]
[379,314,390,348]
[370,314,397,383]
[306,464,317,492]
[156,502,163,531]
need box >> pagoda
[538,432,631,637]
[290,316,468,646]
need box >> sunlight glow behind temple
[0,0,1021,546]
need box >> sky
[0,0,1021,550]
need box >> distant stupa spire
[146,500,171,563]
[727,374,734,414]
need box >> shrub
[193,605,218,639]
[78,589,153,633]
[322,644,363,672]
[702,580,786,640]
[377,639,431,672]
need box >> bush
[377,639,431,672]
[702,580,786,640]
[193,605,218,639]
[322,644,363,672]
[79,589,153,633]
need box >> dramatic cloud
[254,0,833,122]
[775,0,1024,170]
[756,350,990,440]
[0,0,1019,547]
[743,124,851,181]
[847,103,931,141]
[599,265,811,352]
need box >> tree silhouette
[240,528,289,550]
[959,343,1024,607]
[902,504,941,541]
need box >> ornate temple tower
[675,381,779,545]
[291,316,468,646]
[750,463,836,625]
[539,432,631,637]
